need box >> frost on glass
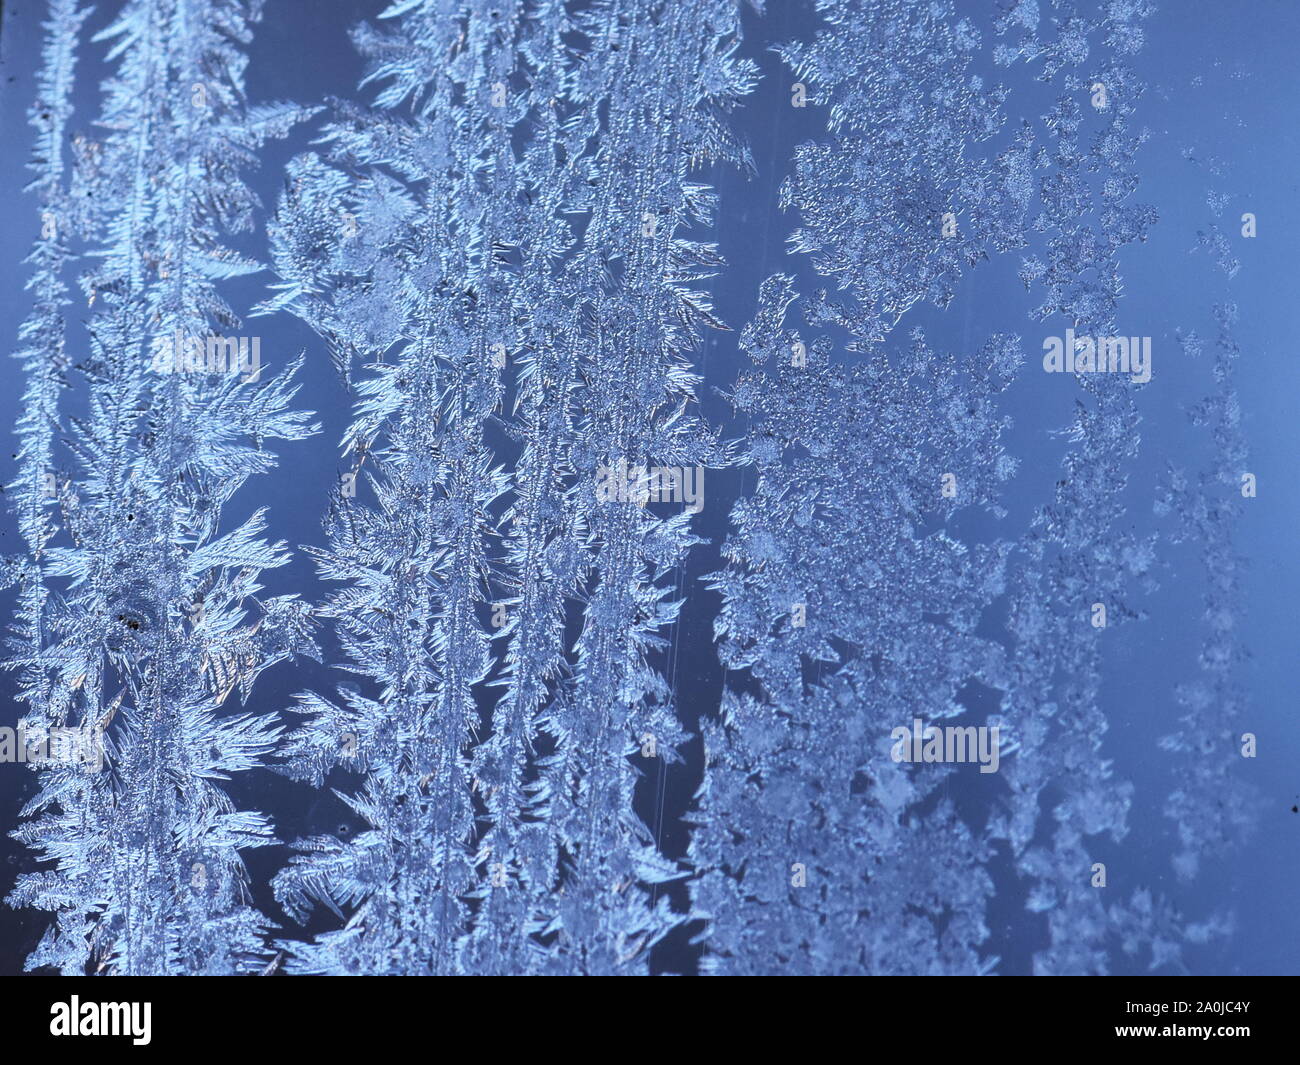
[262,0,755,975]
[689,0,1022,974]
[1,0,1257,977]
[987,0,1197,976]
[1155,306,1255,885]
[5,0,318,974]
[687,0,1235,976]
[262,0,525,976]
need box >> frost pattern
[690,0,1021,975]
[987,0,1191,975]
[3,0,1256,975]
[1156,308,1255,883]
[688,0,1238,976]
[6,0,318,974]
[261,0,752,974]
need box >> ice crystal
[1,0,1257,976]
[6,0,318,975]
